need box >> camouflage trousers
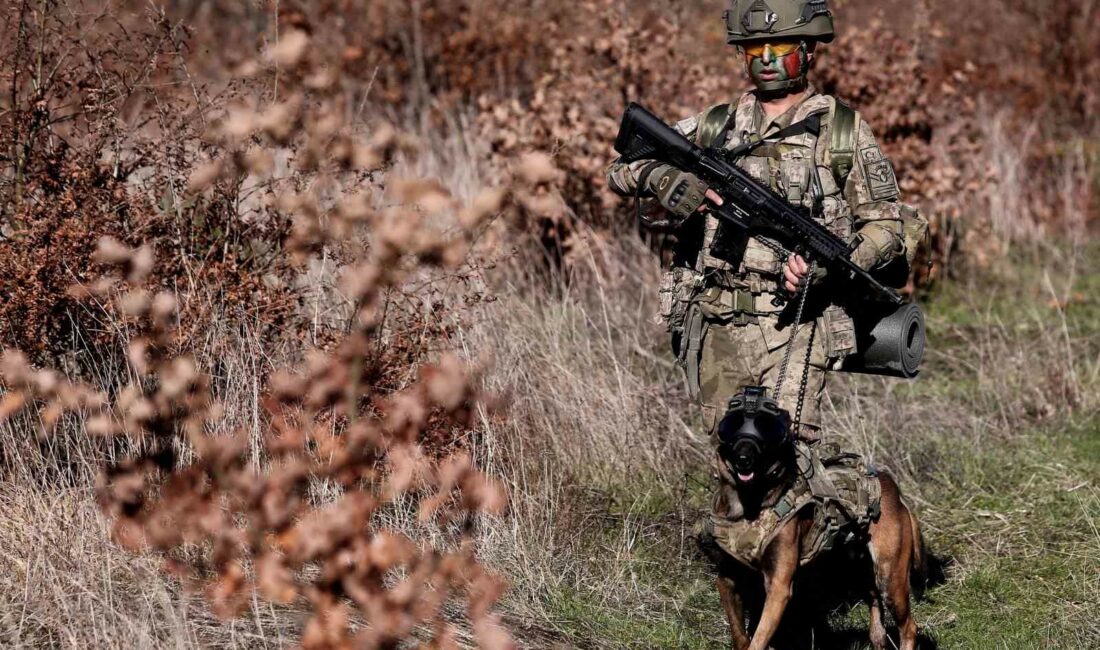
[679,294,829,438]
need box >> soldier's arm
[605,113,703,197]
[843,119,906,271]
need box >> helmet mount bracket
[743,0,779,34]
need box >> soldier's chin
[736,471,756,484]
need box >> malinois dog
[701,387,924,650]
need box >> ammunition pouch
[661,267,703,342]
[821,304,856,361]
[680,303,709,400]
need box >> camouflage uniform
[607,86,905,436]
[607,0,912,572]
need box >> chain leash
[772,259,818,433]
[793,319,817,431]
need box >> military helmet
[725,0,836,45]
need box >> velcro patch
[675,115,700,136]
[859,146,899,201]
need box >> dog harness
[702,442,883,568]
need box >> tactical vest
[689,93,859,294]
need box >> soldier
[606,0,907,440]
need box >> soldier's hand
[653,169,709,219]
[783,254,810,292]
[701,189,723,211]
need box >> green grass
[904,421,1098,649]
[533,243,1099,649]
[548,584,725,649]
[544,424,1098,649]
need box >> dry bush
[3,0,1094,367]
[0,6,529,647]
[340,0,1096,279]
[0,1,303,368]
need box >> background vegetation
[0,0,1096,648]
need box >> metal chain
[754,235,792,259]
[773,259,817,398]
[793,320,817,432]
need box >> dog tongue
[738,471,755,483]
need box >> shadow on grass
[700,535,954,649]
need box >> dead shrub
[2,7,519,647]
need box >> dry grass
[0,482,303,649]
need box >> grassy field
[485,241,1099,649]
[2,1,1095,647]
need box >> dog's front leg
[717,574,751,650]
[748,519,799,650]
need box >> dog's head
[716,387,794,488]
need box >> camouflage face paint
[743,42,808,92]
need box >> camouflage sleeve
[844,118,905,271]
[605,112,702,197]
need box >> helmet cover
[724,0,835,45]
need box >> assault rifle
[614,102,902,307]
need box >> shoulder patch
[859,145,898,201]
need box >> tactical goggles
[741,41,802,58]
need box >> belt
[695,286,757,325]
[696,285,790,323]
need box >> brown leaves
[207,561,251,619]
[0,391,26,420]
[266,29,311,68]
[516,152,563,186]
[187,159,224,193]
[64,207,512,650]
[393,178,456,216]
[0,11,519,649]
[93,237,154,284]
[0,349,106,432]
[422,353,475,412]
[459,188,507,230]
[420,452,508,523]
[257,552,299,604]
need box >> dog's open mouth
[736,471,755,483]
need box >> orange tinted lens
[743,42,801,57]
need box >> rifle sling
[722,111,825,159]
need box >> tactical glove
[652,168,710,221]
